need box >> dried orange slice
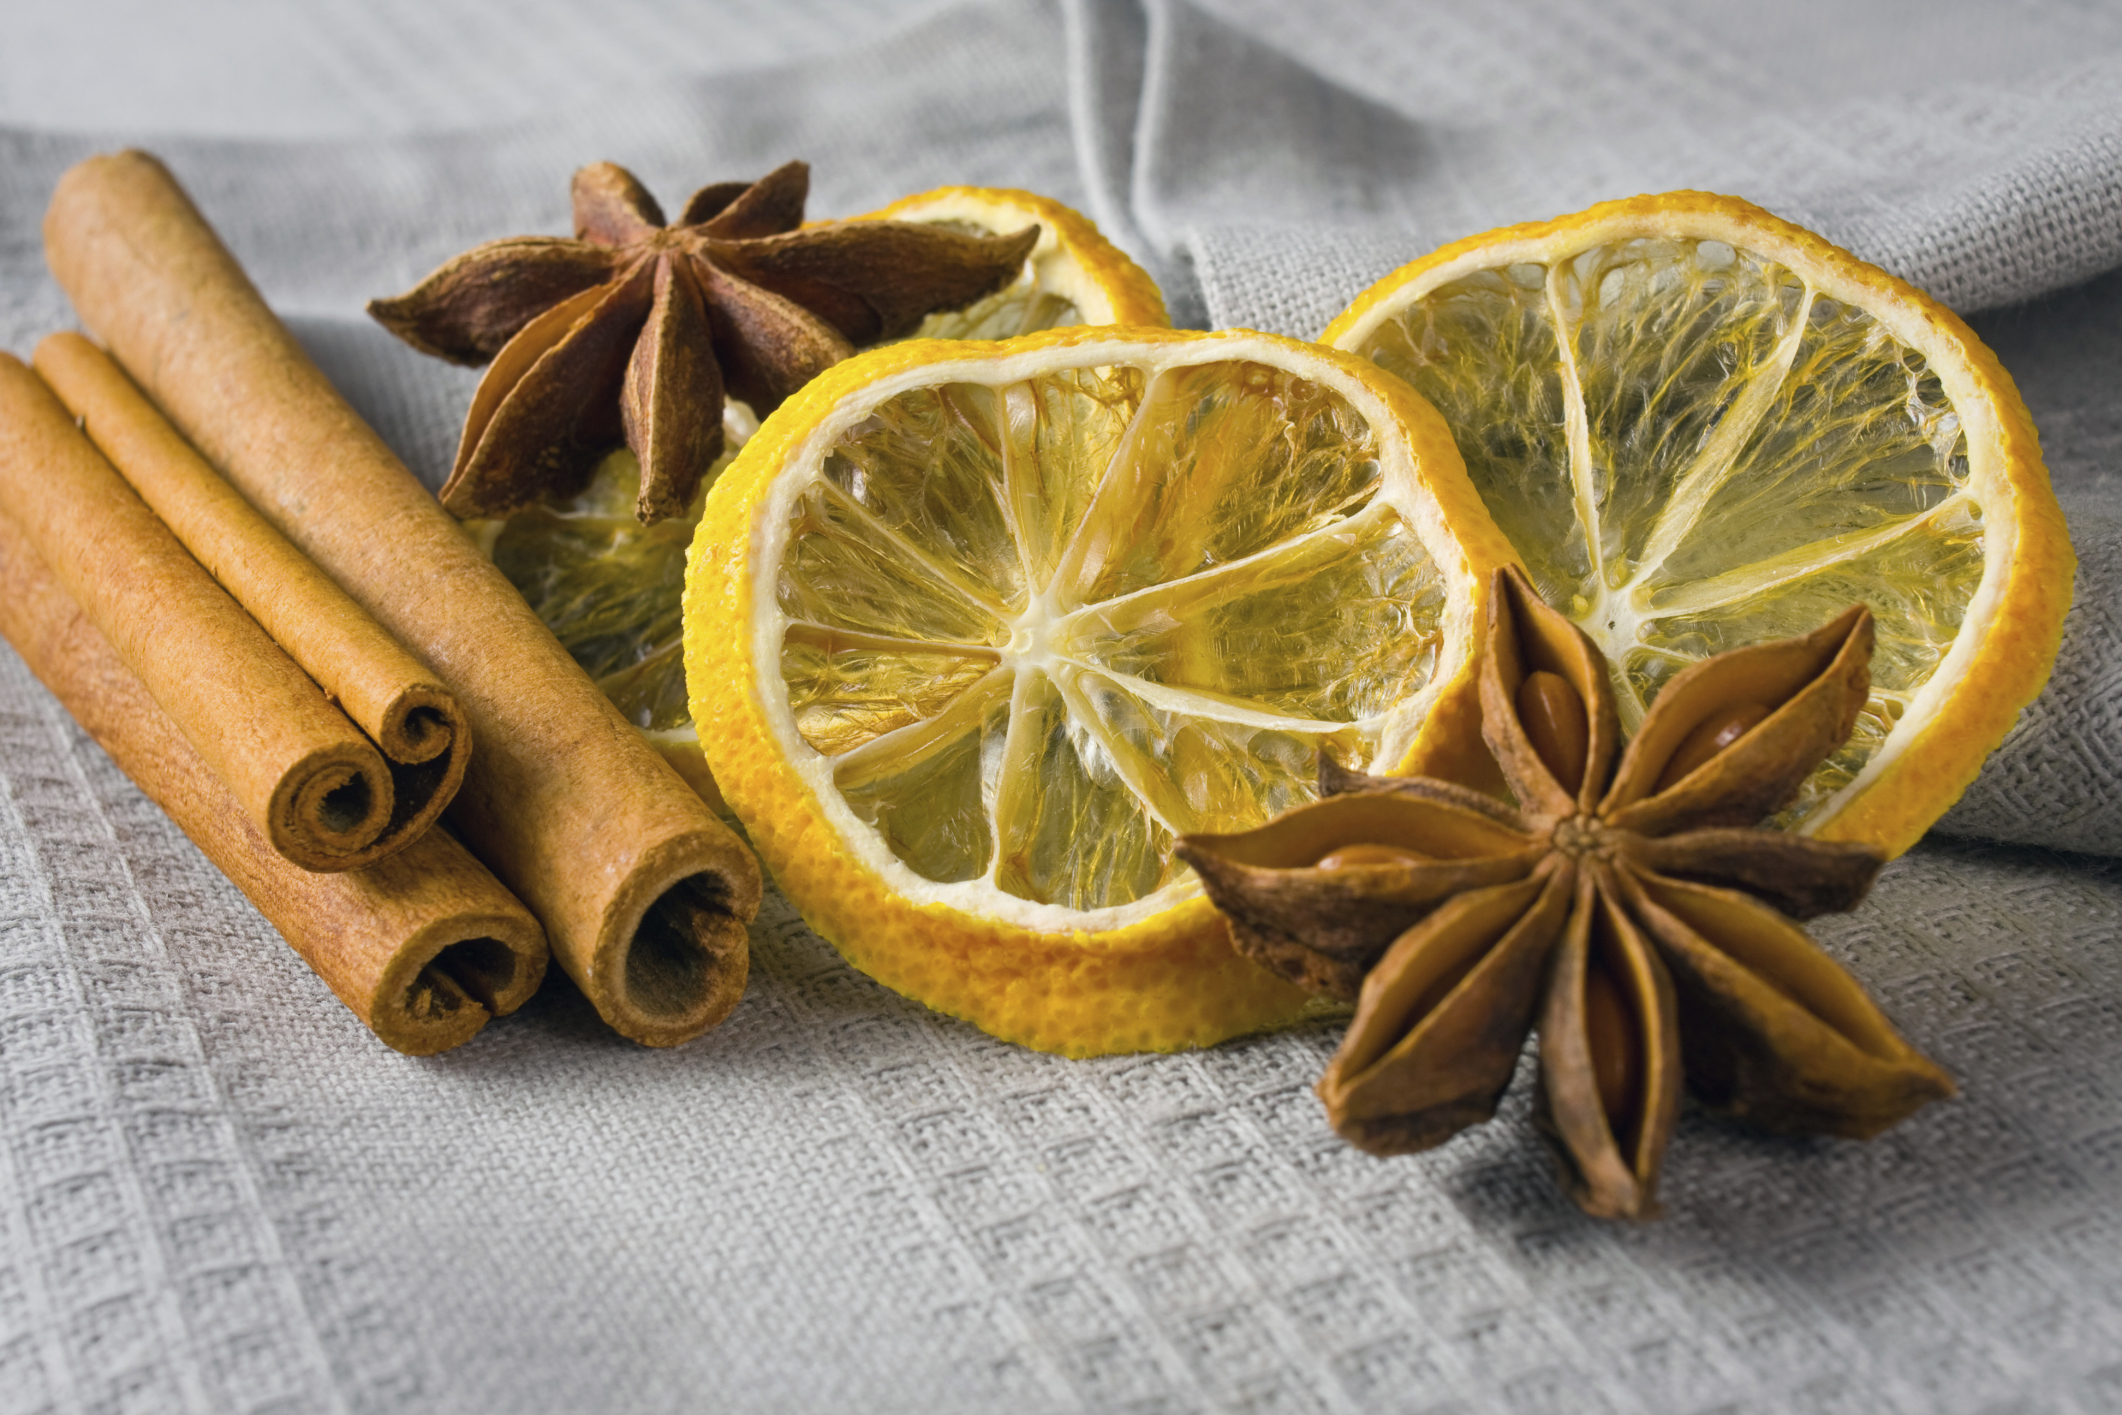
[684,325,1516,1054]
[1324,192,2073,855]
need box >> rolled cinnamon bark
[0,353,444,872]
[0,504,546,1055]
[35,331,472,801]
[46,150,762,1046]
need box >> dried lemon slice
[1324,192,2073,855]
[685,325,1515,1054]
[482,187,1167,804]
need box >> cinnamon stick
[0,503,546,1055]
[45,150,762,1046]
[0,353,452,872]
[35,331,471,813]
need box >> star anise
[1175,565,1954,1219]
[368,160,1038,523]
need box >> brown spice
[0,504,545,1055]
[32,332,473,865]
[1176,564,1954,1219]
[367,159,1039,523]
[0,353,462,872]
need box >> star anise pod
[1175,565,1954,1219]
[367,160,1038,523]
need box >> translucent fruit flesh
[1347,235,1985,830]
[774,358,1458,915]
[486,447,708,739]
[894,226,1081,341]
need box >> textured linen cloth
[1,2,2120,1412]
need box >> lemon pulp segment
[900,264,1080,342]
[1335,223,2014,834]
[486,446,710,738]
[751,342,1477,928]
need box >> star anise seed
[368,160,1039,523]
[1175,564,1954,1220]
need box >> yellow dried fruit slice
[685,325,1517,1055]
[1323,192,2073,856]
[480,186,1168,802]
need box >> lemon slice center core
[1002,594,1065,669]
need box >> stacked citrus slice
[685,326,1518,1054]
[482,187,1168,801]
[1324,192,2072,854]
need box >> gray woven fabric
[1104,0,2122,323]
[2,2,2121,1412]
